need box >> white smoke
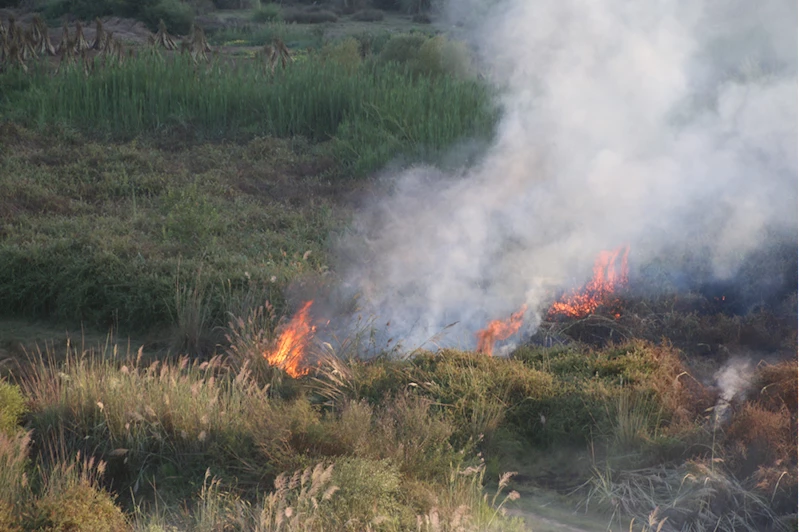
[712,357,754,427]
[335,0,797,351]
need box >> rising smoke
[334,0,798,351]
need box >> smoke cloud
[334,0,797,351]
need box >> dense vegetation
[0,4,796,531]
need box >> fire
[548,246,629,319]
[265,300,314,378]
[476,305,528,356]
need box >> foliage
[0,381,26,437]
[378,33,428,65]
[213,0,258,8]
[1,54,494,168]
[42,0,194,34]
[283,8,338,24]
[351,8,385,22]
[320,36,362,72]
[140,0,194,35]
[252,3,282,23]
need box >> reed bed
[1,53,496,173]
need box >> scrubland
[0,2,796,531]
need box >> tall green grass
[1,54,497,175]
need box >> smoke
[712,357,754,427]
[715,357,754,403]
[334,0,797,351]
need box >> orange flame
[476,305,528,356]
[265,301,314,378]
[548,246,629,319]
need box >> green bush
[252,3,282,23]
[42,0,117,20]
[42,0,193,35]
[321,37,362,72]
[213,0,258,8]
[351,9,385,22]
[31,483,128,532]
[378,33,427,65]
[418,35,473,78]
[0,381,26,437]
[142,0,195,34]
[283,8,338,24]
[329,457,410,527]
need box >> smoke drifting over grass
[336,0,797,350]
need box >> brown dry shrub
[751,359,798,415]
[753,464,797,514]
[726,403,794,477]
[626,342,715,429]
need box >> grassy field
[1,3,797,531]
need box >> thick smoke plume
[335,0,797,351]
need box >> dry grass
[586,459,788,531]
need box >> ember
[476,305,528,356]
[265,300,314,378]
[548,246,629,319]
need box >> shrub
[412,13,432,24]
[42,0,193,35]
[27,450,128,532]
[329,457,408,527]
[751,359,797,415]
[283,8,338,24]
[0,381,26,437]
[321,37,362,73]
[142,0,195,35]
[352,31,393,57]
[0,431,31,517]
[32,483,128,532]
[351,8,385,22]
[417,35,473,78]
[726,403,794,476]
[400,0,432,14]
[213,0,258,8]
[42,0,117,20]
[251,3,282,23]
[378,33,427,65]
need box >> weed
[252,3,282,23]
[0,380,26,436]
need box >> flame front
[548,245,629,319]
[265,300,314,378]
[476,305,528,356]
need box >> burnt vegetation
[0,2,796,531]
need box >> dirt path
[507,508,598,532]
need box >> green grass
[0,51,497,176]
[207,22,320,47]
[0,127,342,334]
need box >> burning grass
[0,322,795,530]
[4,340,531,530]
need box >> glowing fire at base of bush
[476,305,528,356]
[264,300,315,378]
[548,245,630,319]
